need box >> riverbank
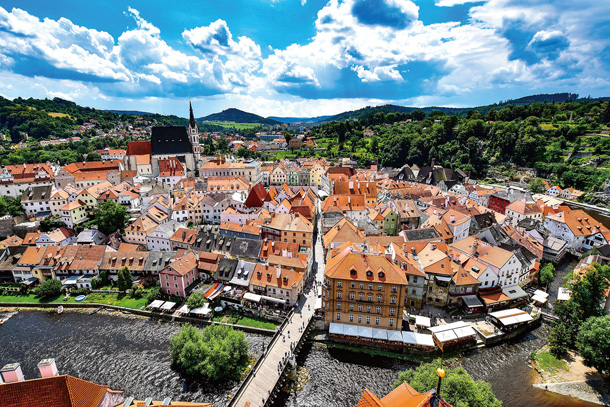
[532,347,610,405]
[0,302,277,335]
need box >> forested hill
[310,98,610,194]
[323,93,607,122]
[198,108,281,125]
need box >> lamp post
[436,367,445,396]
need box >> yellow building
[323,243,408,330]
[61,200,88,229]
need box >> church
[125,100,201,178]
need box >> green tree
[539,263,555,286]
[284,131,292,144]
[186,291,206,310]
[569,263,610,320]
[40,216,65,232]
[117,266,133,292]
[170,324,249,380]
[576,315,610,374]
[548,321,571,356]
[528,178,546,194]
[394,360,501,407]
[34,278,62,299]
[98,269,109,286]
[146,285,163,305]
[91,200,129,235]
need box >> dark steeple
[189,97,197,129]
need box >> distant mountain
[198,108,280,125]
[267,115,333,124]
[324,104,465,122]
[107,110,155,116]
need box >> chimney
[1,363,25,383]
[276,266,281,279]
[38,359,59,378]
[349,181,354,190]
[450,215,455,223]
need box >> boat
[57,306,64,314]
[75,295,87,302]
[89,307,103,315]
[0,320,4,325]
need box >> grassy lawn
[201,121,262,130]
[236,316,277,330]
[47,112,75,119]
[533,349,569,373]
[0,292,147,309]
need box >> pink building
[159,252,199,297]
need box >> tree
[98,269,109,286]
[34,278,62,299]
[528,177,546,194]
[284,131,292,144]
[146,285,163,305]
[40,216,65,232]
[117,266,133,292]
[91,200,129,235]
[186,292,206,310]
[548,321,571,356]
[569,263,610,320]
[576,315,610,374]
[170,324,249,380]
[394,360,501,407]
[539,263,555,286]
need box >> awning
[314,297,322,310]
[177,304,190,314]
[462,295,484,308]
[387,330,403,342]
[147,300,164,309]
[532,294,548,304]
[402,331,435,347]
[557,287,570,301]
[160,301,176,311]
[191,303,211,316]
[261,295,286,304]
[415,316,431,328]
[243,292,262,303]
[358,326,373,339]
[372,328,388,341]
[435,276,452,282]
[502,285,528,300]
[343,324,359,337]
[329,323,344,335]
[533,290,549,299]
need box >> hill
[107,110,155,116]
[198,108,280,125]
[267,115,333,124]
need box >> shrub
[34,279,62,299]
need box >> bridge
[229,210,326,407]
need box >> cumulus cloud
[435,0,482,7]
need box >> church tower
[188,97,201,162]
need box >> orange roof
[62,200,85,211]
[546,209,609,237]
[171,228,198,245]
[135,154,151,165]
[506,200,542,215]
[168,252,199,276]
[325,246,408,285]
[323,218,366,248]
[23,232,43,245]
[322,194,366,213]
[357,382,452,407]
[1,235,23,246]
[0,374,115,407]
[251,264,303,289]
[159,157,184,177]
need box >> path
[230,204,326,407]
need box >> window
[336,313,341,321]
[173,276,177,281]
[376,306,381,313]
[166,282,169,287]
[336,302,342,310]
[358,304,363,312]
[337,281,342,288]
[413,277,418,283]
[358,293,364,300]
[349,314,354,321]
[349,303,354,311]
[349,292,355,299]
[377,294,383,302]
[367,293,372,301]
[389,318,394,327]
[175,283,178,288]
[358,315,362,323]
[368,284,373,290]
[366,316,371,324]
[391,296,396,304]
[366,305,372,312]
[412,289,417,295]
[392,285,397,293]
[337,291,342,299]
[378,284,383,291]
[390,308,395,316]
[350,282,356,288]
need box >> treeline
[312,99,610,190]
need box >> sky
[0,0,609,118]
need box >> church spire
[189,96,196,129]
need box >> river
[0,310,601,407]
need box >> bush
[70,287,90,297]
[131,289,144,299]
[34,279,62,299]
[186,292,206,310]
[146,285,163,305]
[91,277,102,289]
[576,315,610,374]
[170,324,249,381]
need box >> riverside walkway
[230,210,326,407]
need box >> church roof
[150,127,193,156]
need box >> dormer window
[378,271,385,278]
[366,270,372,277]
[350,269,357,276]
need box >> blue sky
[0,0,609,117]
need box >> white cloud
[435,0,484,7]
